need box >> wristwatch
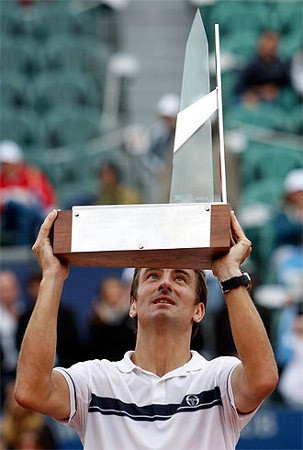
[220,271,252,294]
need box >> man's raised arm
[212,212,278,414]
[15,210,71,421]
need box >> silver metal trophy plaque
[53,11,231,269]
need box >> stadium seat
[0,73,34,110]
[42,35,108,78]
[220,70,238,109]
[0,110,45,150]
[43,107,103,148]
[0,35,40,77]
[270,1,303,35]
[209,1,268,37]
[238,177,286,275]
[278,29,303,60]
[290,104,303,135]
[0,0,19,13]
[240,142,303,188]
[30,6,83,42]
[0,1,80,41]
[33,72,104,114]
[243,217,276,281]
[43,148,84,186]
[221,29,259,62]
[278,87,301,111]
[224,102,297,134]
[239,178,285,211]
[40,144,94,207]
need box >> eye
[175,275,186,282]
[147,273,159,280]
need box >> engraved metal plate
[71,204,211,253]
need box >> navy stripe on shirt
[88,387,222,421]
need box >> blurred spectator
[121,267,135,303]
[270,169,303,291]
[149,93,179,166]
[147,93,179,203]
[235,30,290,106]
[278,305,303,407]
[19,0,34,6]
[272,169,303,249]
[95,161,143,205]
[0,141,57,246]
[0,379,57,450]
[88,275,136,361]
[290,47,303,99]
[214,290,272,358]
[64,160,143,208]
[0,271,23,402]
[16,271,81,368]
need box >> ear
[129,296,137,318]
[192,303,205,324]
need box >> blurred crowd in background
[0,0,302,448]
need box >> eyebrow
[172,269,193,279]
[142,268,193,279]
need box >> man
[0,140,57,245]
[0,270,23,404]
[16,271,81,368]
[235,30,290,106]
[148,93,180,203]
[15,210,278,449]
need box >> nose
[158,277,172,293]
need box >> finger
[32,210,57,251]
[230,212,252,257]
[229,228,236,246]
[231,211,246,239]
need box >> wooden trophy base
[52,203,231,269]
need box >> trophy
[52,11,231,269]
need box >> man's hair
[129,268,207,339]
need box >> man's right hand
[32,210,69,280]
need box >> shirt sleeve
[54,361,93,441]
[212,356,261,434]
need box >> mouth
[153,296,176,306]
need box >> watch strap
[220,272,252,294]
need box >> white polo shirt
[54,351,258,450]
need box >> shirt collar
[116,351,137,373]
[116,350,208,376]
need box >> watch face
[242,272,252,290]
[243,272,251,282]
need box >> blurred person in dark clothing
[235,30,290,106]
[214,291,272,358]
[0,141,57,246]
[16,271,81,367]
[88,276,136,361]
[0,270,23,406]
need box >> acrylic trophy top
[169,10,214,204]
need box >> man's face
[0,271,20,308]
[129,268,204,333]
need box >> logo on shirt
[185,394,199,407]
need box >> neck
[131,326,192,377]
